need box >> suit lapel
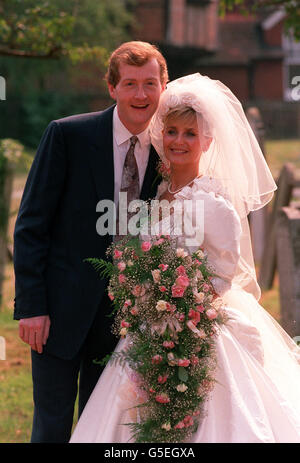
[140,145,160,201]
[87,105,115,203]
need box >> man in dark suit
[13,41,168,442]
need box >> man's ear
[107,83,116,100]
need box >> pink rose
[190,354,199,366]
[176,313,185,322]
[121,320,131,328]
[131,285,146,297]
[159,285,167,292]
[178,358,190,367]
[154,238,164,246]
[176,265,187,276]
[174,421,185,429]
[202,283,211,293]
[108,293,114,301]
[141,241,152,252]
[117,261,126,271]
[166,303,176,313]
[123,299,132,308]
[206,308,218,320]
[130,306,139,316]
[151,355,163,365]
[175,275,190,288]
[163,340,175,349]
[183,415,194,427]
[118,274,126,284]
[158,264,169,272]
[188,309,200,325]
[149,387,156,394]
[171,284,186,298]
[196,305,205,313]
[158,374,168,384]
[114,249,123,259]
[155,393,170,404]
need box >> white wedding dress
[70,177,300,443]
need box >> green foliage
[0,1,134,147]
[178,366,189,382]
[219,0,300,40]
[0,0,134,62]
[20,89,91,148]
[84,258,114,280]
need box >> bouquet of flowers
[87,235,227,443]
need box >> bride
[70,73,300,443]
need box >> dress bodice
[147,176,242,296]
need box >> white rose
[161,423,171,431]
[120,327,128,337]
[176,248,188,258]
[196,270,203,280]
[156,300,167,312]
[167,352,177,366]
[152,269,161,283]
[176,384,188,392]
[193,291,205,303]
[196,249,205,259]
[197,328,207,339]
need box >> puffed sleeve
[177,189,242,296]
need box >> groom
[13,41,168,443]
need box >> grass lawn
[0,138,299,443]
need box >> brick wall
[189,66,250,101]
[167,0,185,45]
[133,0,166,42]
[254,60,283,100]
[263,20,284,47]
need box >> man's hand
[19,315,51,354]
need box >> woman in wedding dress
[70,74,300,443]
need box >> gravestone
[276,206,300,337]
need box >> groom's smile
[108,58,165,135]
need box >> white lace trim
[155,176,231,203]
[175,176,230,202]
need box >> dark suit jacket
[13,105,160,359]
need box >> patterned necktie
[116,136,139,238]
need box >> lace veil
[149,73,277,300]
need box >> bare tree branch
[0,46,62,59]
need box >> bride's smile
[163,118,201,167]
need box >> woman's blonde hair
[163,105,197,127]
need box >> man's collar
[113,106,150,147]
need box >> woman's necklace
[167,175,201,195]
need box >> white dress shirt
[112,106,151,206]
